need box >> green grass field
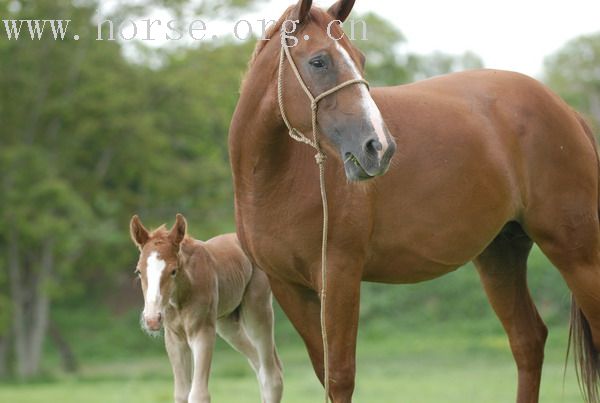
[0,321,585,403]
[0,248,583,402]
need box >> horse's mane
[247,7,330,69]
[248,7,291,68]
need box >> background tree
[352,12,483,86]
[0,147,92,378]
[544,33,600,130]
[0,0,255,378]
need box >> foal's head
[257,0,396,181]
[129,214,187,334]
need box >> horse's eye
[309,57,326,69]
[171,269,177,277]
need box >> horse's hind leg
[526,201,600,402]
[474,223,548,403]
[240,268,283,403]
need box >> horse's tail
[568,298,600,403]
[568,112,600,403]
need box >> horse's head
[277,0,396,181]
[129,214,187,335]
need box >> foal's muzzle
[144,312,162,331]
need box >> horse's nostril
[366,138,383,154]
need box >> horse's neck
[230,64,298,197]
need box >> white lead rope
[276,32,369,403]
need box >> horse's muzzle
[343,134,396,181]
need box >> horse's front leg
[188,321,217,403]
[321,260,362,403]
[269,258,362,403]
[165,328,192,403]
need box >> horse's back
[365,69,598,281]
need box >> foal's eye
[171,269,177,277]
[309,57,326,69]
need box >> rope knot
[315,152,327,165]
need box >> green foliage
[545,32,600,130]
[0,147,91,240]
[0,0,254,377]
[349,12,411,85]
[0,0,255,307]
[351,12,483,86]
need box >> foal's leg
[216,315,260,372]
[269,260,362,403]
[188,322,216,403]
[240,268,283,403]
[474,225,547,403]
[165,328,192,403]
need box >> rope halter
[276,29,370,403]
[276,32,370,155]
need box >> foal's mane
[148,225,192,247]
[149,225,169,240]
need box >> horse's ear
[169,213,187,247]
[291,0,312,24]
[327,0,356,23]
[130,215,149,249]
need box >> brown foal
[130,214,283,403]
[229,0,600,402]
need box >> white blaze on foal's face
[143,251,166,319]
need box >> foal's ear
[328,0,356,23]
[169,213,187,247]
[130,215,150,249]
[291,0,312,24]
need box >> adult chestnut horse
[229,0,600,401]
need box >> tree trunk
[1,249,11,378]
[8,229,27,379]
[0,335,9,378]
[48,319,78,373]
[8,232,54,379]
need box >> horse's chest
[238,210,320,285]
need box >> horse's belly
[364,119,520,282]
[363,245,465,283]
[363,208,508,283]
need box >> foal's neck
[169,238,199,309]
